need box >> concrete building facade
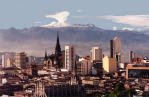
[65,45,76,71]
[102,56,117,73]
[126,64,149,80]
[77,56,92,75]
[90,47,102,62]
[110,36,121,69]
[15,52,28,68]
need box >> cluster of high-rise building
[1,53,14,68]
[0,32,149,97]
[0,33,126,78]
[42,34,122,77]
[1,52,28,68]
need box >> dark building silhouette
[0,84,23,96]
[31,64,38,76]
[44,32,63,69]
[44,49,48,61]
[130,51,133,63]
[110,40,114,58]
[110,36,121,70]
[54,33,63,68]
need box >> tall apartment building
[15,52,28,68]
[130,51,136,63]
[103,56,117,73]
[77,56,92,75]
[110,36,121,69]
[65,45,76,71]
[90,47,102,62]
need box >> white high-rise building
[90,47,102,62]
[65,45,75,71]
[2,55,5,68]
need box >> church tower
[54,32,63,69]
[55,32,61,55]
[43,32,63,69]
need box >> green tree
[105,82,135,97]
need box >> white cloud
[101,15,149,28]
[42,11,70,27]
[122,27,134,31]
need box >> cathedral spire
[55,32,61,55]
[54,32,63,69]
[44,48,48,61]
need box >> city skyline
[0,0,148,57]
[0,1,149,97]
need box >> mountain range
[0,25,149,61]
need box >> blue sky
[0,0,149,30]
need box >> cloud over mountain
[42,11,70,28]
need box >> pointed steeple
[55,32,61,55]
[54,32,63,69]
[44,48,48,61]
